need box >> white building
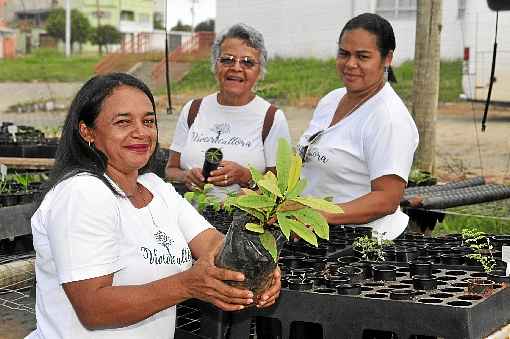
[216,0,510,101]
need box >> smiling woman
[28,73,281,339]
[165,23,291,200]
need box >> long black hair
[339,13,398,83]
[41,73,159,200]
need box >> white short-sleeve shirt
[28,172,212,339]
[170,93,291,199]
[297,83,419,239]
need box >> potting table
[0,203,34,240]
[0,157,54,170]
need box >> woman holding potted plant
[28,73,280,339]
[165,23,291,200]
[297,13,419,240]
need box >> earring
[384,66,389,82]
[88,140,93,148]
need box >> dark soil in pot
[409,260,433,277]
[337,283,362,295]
[215,211,285,297]
[413,275,437,290]
[372,264,397,281]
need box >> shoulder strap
[262,104,278,143]
[187,98,203,128]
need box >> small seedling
[184,183,222,213]
[462,227,496,273]
[352,234,393,262]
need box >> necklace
[131,183,160,229]
[332,82,384,126]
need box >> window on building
[458,0,466,19]
[376,0,417,19]
[120,10,135,22]
[138,13,151,24]
[91,10,112,20]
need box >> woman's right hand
[183,168,205,190]
[182,255,254,311]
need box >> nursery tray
[198,267,510,339]
[0,157,54,170]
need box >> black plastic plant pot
[488,270,510,284]
[372,264,397,281]
[440,253,465,265]
[324,275,351,288]
[394,246,419,262]
[409,260,433,277]
[352,261,373,279]
[413,275,437,290]
[202,147,223,180]
[279,255,306,269]
[337,266,364,283]
[337,256,361,266]
[389,289,416,300]
[287,278,313,291]
[337,283,362,295]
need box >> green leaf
[258,171,282,197]
[276,138,292,194]
[275,212,293,240]
[287,208,329,240]
[235,205,265,221]
[235,194,275,209]
[260,231,278,262]
[183,191,194,203]
[287,219,318,247]
[203,183,214,193]
[249,166,264,183]
[292,196,343,214]
[245,222,264,233]
[287,154,302,193]
[287,178,307,199]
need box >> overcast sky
[166,0,216,28]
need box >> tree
[171,20,192,32]
[46,8,91,53]
[91,25,122,54]
[411,0,442,173]
[194,19,214,32]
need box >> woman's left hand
[208,160,250,187]
[256,266,281,308]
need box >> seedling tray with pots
[221,265,510,339]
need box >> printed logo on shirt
[191,122,253,148]
[139,229,193,266]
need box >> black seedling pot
[467,278,495,296]
[337,256,361,266]
[337,283,362,295]
[372,264,397,281]
[440,253,465,265]
[413,275,437,290]
[324,275,351,288]
[409,260,433,277]
[487,270,510,284]
[337,266,364,283]
[287,278,314,291]
[394,246,419,262]
[202,147,223,180]
[352,261,373,279]
[279,255,306,269]
[389,289,416,300]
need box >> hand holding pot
[182,167,205,190]
[183,255,254,311]
[255,266,282,308]
[208,160,251,187]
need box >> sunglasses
[217,55,260,69]
[300,130,324,163]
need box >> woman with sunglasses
[166,23,291,200]
[297,13,419,241]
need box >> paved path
[0,82,83,113]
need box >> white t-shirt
[297,83,419,239]
[28,172,212,339]
[170,93,291,199]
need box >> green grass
[169,58,463,105]
[432,215,510,235]
[0,48,101,82]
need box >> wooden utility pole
[96,0,102,54]
[411,0,442,173]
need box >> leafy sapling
[352,234,393,262]
[184,183,222,213]
[223,138,343,262]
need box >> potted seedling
[202,147,223,181]
[462,227,497,296]
[13,172,34,204]
[352,234,392,262]
[217,139,342,297]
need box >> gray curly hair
[211,23,268,79]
